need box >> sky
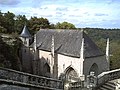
[0,0,120,29]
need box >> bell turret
[20,25,31,47]
[20,25,32,73]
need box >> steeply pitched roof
[33,29,104,58]
[20,25,31,38]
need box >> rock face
[0,34,22,70]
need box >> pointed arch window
[43,63,50,77]
[89,63,99,76]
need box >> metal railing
[0,67,63,90]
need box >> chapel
[20,26,109,82]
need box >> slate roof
[32,29,104,58]
[20,25,31,38]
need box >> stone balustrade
[69,81,82,88]
[0,67,63,90]
[97,68,120,86]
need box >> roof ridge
[39,29,81,31]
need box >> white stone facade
[37,50,109,80]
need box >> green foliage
[109,42,120,69]
[49,23,55,29]
[28,17,50,31]
[0,26,7,33]
[0,11,15,33]
[14,15,28,33]
[0,11,76,34]
[55,21,76,29]
[84,28,120,41]
[4,11,15,33]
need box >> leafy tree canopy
[28,17,50,31]
[55,21,76,29]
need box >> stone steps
[98,81,116,90]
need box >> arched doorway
[64,67,80,90]
[43,63,50,77]
[65,67,79,82]
[89,63,99,76]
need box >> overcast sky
[0,0,120,28]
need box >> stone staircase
[98,81,116,90]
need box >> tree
[28,17,50,32]
[0,11,7,33]
[0,26,7,33]
[109,42,120,70]
[55,21,76,29]
[49,23,55,29]
[0,11,3,26]
[4,11,15,33]
[14,15,28,33]
[55,22,61,29]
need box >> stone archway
[65,67,79,82]
[64,67,80,90]
[89,63,99,76]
